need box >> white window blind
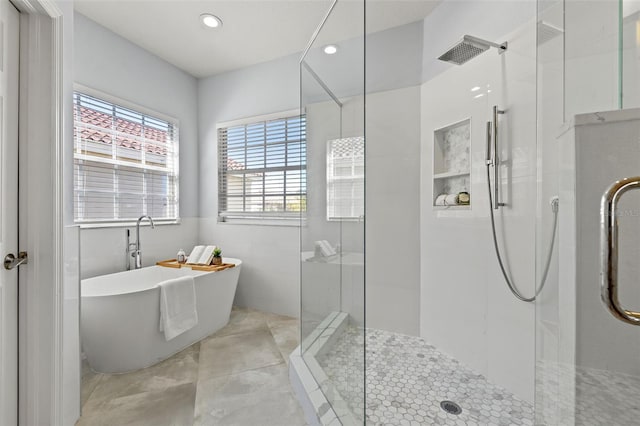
[73,91,179,224]
[218,114,306,221]
[327,136,364,220]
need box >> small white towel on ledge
[435,194,460,206]
[435,194,447,206]
[159,276,198,341]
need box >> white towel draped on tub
[158,276,198,341]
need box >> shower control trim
[489,105,506,209]
[601,176,640,325]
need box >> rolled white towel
[435,194,447,206]
[445,194,459,205]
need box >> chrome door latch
[4,251,28,270]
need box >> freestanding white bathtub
[81,258,242,373]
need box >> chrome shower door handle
[601,176,640,325]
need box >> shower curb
[289,312,359,426]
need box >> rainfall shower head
[438,35,507,65]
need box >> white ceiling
[74,0,440,78]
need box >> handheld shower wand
[486,106,559,302]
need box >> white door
[0,1,19,425]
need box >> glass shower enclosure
[294,0,640,424]
[296,0,540,424]
[535,0,640,424]
[299,0,365,423]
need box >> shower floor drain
[440,400,462,415]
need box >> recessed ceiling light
[323,45,338,55]
[471,86,481,92]
[200,13,222,28]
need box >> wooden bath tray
[156,259,235,272]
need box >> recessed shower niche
[432,118,471,209]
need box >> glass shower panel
[300,63,343,347]
[535,0,567,423]
[537,0,640,424]
[299,0,365,422]
[621,0,640,108]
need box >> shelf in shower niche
[432,117,471,209]
[433,171,470,180]
[433,205,471,211]
[156,259,235,272]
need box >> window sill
[326,217,365,222]
[217,217,304,227]
[77,219,181,229]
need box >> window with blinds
[73,91,179,224]
[327,136,364,220]
[217,114,306,221]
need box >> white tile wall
[301,87,422,335]
[420,14,538,403]
[565,0,620,117]
[79,218,199,279]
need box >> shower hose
[486,165,559,302]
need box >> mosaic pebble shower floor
[317,327,534,426]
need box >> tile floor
[318,327,534,426]
[536,360,640,426]
[78,307,306,426]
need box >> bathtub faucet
[131,215,155,269]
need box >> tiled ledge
[289,312,359,426]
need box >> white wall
[301,97,362,330]
[564,0,619,116]
[622,6,640,109]
[365,87,421,335]
[198,54,301,317]
[74,13,200,279]
[303,20,423,98]
[300,87,422,336]
[421,0,535,83]
[198,23,423,325]
[420,5,538,403]
[300,22,422,333]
